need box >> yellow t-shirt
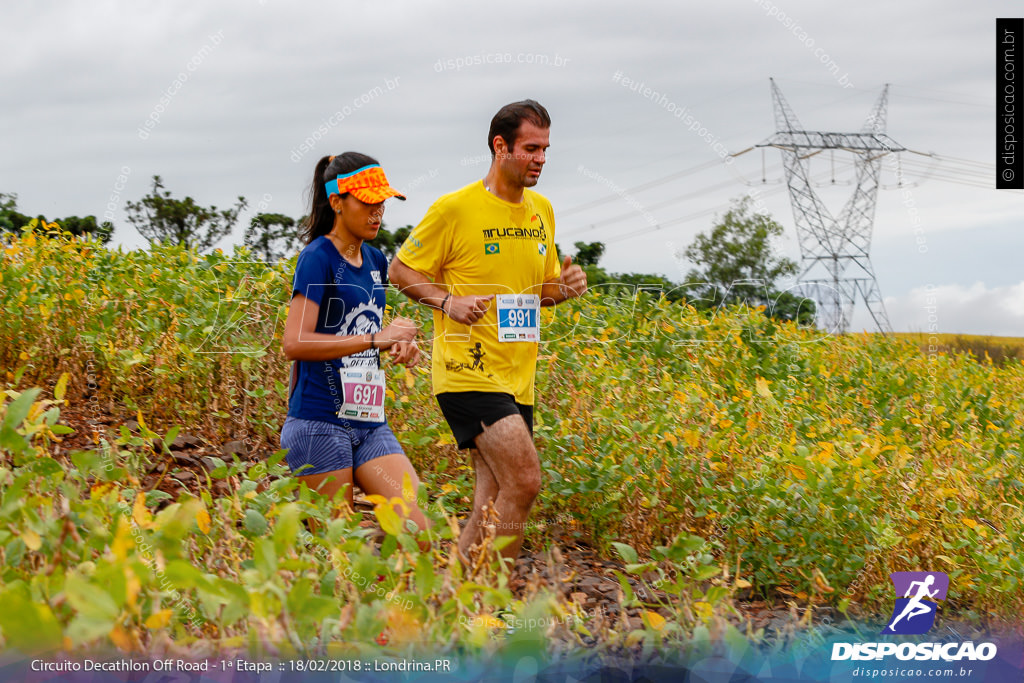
[397,180,561,404]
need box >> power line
[562,158,727,217]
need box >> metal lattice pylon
[757,79,901,334]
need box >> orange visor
[324,164,406,203]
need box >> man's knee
[509,465,541,508]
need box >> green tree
[1,193,112,243]
[0,193,30,234]
[244,212,300,262]
[54,215,113,244]
[369,224,412,261]
[608,271,684,301]
[683,196,813,324]
[570,240,610,287]
[125,176,246,252]
[572,240,605,267]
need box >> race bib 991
[496,294,540,342]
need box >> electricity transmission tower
[756,79,902,334]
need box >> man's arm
[539,255,588,307]
[388,257,449,311]
[389,257,494,325]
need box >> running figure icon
[887,574,939,631]
[882,571,948,635]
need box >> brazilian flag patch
[484,242,500,255]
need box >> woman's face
[334,194,385,241]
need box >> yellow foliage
[196,507,212,534]
[133,493,153,528]
[643,610,666,631]
[22,529,42,551]
[144,609,173,630]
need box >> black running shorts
[435,391,534,450]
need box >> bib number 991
[496,294,540,342]
[507,308,534,327]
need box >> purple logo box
[891,571,949,600]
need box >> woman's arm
[281,293,417,361]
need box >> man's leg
[461,414,540,561]
[458,448,500,562]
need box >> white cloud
[876,282,1024,336]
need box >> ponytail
[301,151,381,244]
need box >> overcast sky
[2,1,1022,335]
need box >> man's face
[499,120,549,188]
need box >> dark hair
[487,99,551,157]
[301,151,380,244]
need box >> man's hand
[445,294,494,325]
[558,255,588,300]
[387,339,420,367]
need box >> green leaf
[612,542,639,565]
[64,572,119,622]
[146,489,173,504]
[0,588,63,653]
[273,503,301,553]
[162,425,181,451]
[253,538,277,577]
[2,388,41,431]
[217,579,251,627]
[415,554,435,598]
[0,426,29,456]
[266,448,288,468]
[492,535,516,552]
[692,565,721,581]
[704,585,729,605]
[163,560,204,589]
[612,570,638,606]
[243,509,268,536]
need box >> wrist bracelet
[370,332,376,349]
[441,293,451,316]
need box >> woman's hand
[378,316,418,348]
[386,339,420,367]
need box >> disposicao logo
[883,571,948,635]
[831,571,998,662]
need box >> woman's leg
[281,417,356,514]
[298,468,354,510]
[355,454,429,535]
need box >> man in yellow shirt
[390,99,588,563]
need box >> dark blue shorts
[280,416,403,476]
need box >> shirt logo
[882,571,948,635]
[538,243,547,256]
[371,270,382,284]
[484,242,500,255]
